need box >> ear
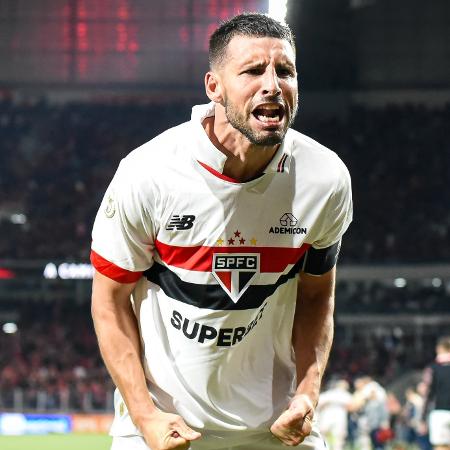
[205,71,223,104]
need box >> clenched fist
[270,394,314,446]
[138,410,201,450]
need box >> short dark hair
[208,13,295,69]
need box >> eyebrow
[240,59,296,69]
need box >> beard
[224,96,298,146]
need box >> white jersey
[91,102,352,440]
[317,388,352,435]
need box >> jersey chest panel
[153,168,326,251]
[142,165,330,310]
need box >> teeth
[257,114,280,123]
[258,104,280,110]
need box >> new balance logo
[166,215,196,230]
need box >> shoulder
[288,129,350,189]
[118,121,192,181]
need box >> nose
[261,67,281,96]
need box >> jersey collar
[191,102,292,176]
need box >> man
[316,379,352,450]
[91,13,352,450]
[422,336,450,450]
[350,376,390,450]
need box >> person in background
[403,383,432,450]
[350,376,390,450]
[422,336,450,450]
[316,379,352,450]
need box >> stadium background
[0,0,449,448]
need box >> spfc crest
[212,253,260,303]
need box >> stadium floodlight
[394,277,407,288]
[431,277,442,288]
[268,0,288,23]
[2,322,18,334]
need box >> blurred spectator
[350,376,391,450]
[0,100,448,263]
[421,336,450,450]
[317,379,352,450]
[402,383,432,450]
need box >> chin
[250,129,285,146]
[255,135,283,146]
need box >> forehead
[223,35,296,67]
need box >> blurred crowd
[336,280,450,314]
[319,336,450,450]
[0,99,448,263]
[0,302,113,412]
[0,98,190,260]
[316,376,432,450]
[0,297,447,414]
[305,104,450,264]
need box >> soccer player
[422,336,450,450]
[91,13,352,450]
[316,379,352,450]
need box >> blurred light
[0,268,15,279]
[431,277,442,288]
[43,262,58,279]
[43,262,94,280]
[394,277,407,288]
[58,262,94,280]
[393,327,404,338]
[3,322,18,334]
[10,213,27,224]
[269,0,288,23]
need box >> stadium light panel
[394,278,407,288]
[431,277,442,288]
[269,0,288,22]
[2,322,18,334]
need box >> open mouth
[252,103,285,124]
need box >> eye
[277,67,295,78]
[242,67,264,75]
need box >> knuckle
[290,437,303,446]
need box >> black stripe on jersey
[143,256,305,311]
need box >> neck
[202,106,279,182]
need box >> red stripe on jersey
[197,161,240,183]
[154,240,311,273]
[277,154,287,173]
[90,250,143,283]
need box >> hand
[137,410,201,450]
[270,394,314,446]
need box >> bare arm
[293,267,335,405]
[271,267,336,446]
[91,270,200,450]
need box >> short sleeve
[91,157,155,275]
[312,162,353,249]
